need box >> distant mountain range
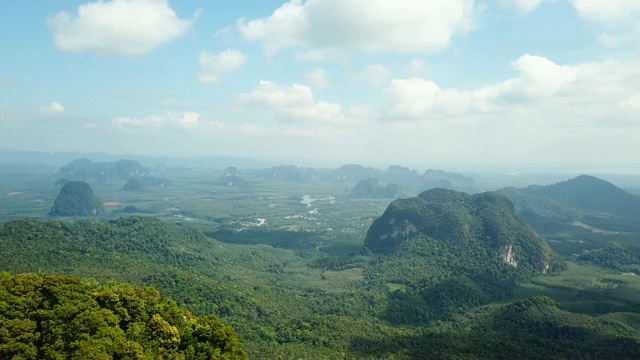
[499,175,640,233]
[245,164,477,193]
[349,178,401,199]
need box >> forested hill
[502,175,640,219]
[0,272,246,359]
[364,188,560,275]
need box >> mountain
[58,158,150,182]
[50,180,104,216]
[507,175,640,217]
[349,178,401,199]
[363,189,563,318]
[420,169,476,193]
[122,177,145,191]
[499,175,640,235]
[219,167,249,187]
[365,188,559,274]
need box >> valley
[2,161,640,359]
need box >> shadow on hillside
[206,228,326,251]
[350,325,640,359]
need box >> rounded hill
[50,180,104,217]
[365,188,560,274]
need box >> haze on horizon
[1,0,639,171]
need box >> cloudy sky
[1,0,639,170]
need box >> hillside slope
[365,188,559,274]
[499,175,640,241]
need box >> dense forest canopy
[0,272,246,360]
[365,188,560,274]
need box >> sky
[1,0,639,171]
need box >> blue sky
[1,0,639,170]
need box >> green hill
[354,295,640,359]
[365,189,558,274]
[0,272,246,360]
[50,180,104,217]
[499,175,640,240]
[123,177,146,192]
[364,189,563,319]
[520,175,640,216]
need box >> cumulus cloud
[40,102,65,114]
[500,54,579,100]
[113,111,201,129]
[359,64,391,87]
[198,49,247,84]
[238,0,478,55]
[619,94,640,109]
[384,78,440,118]
[568,0,640,23]
[47,0,198,56]
[567,1,640,50]
[382,54,640,127]
[498,0,546,13]
[239,81,345,123]
[306,68,329,89]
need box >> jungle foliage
[0,272,246,360]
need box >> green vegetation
[50,181,104,217]
[353,295,640,359]
[365,189,561,273]
[578,242,640,271]
[3,167,640,359]
[499,174,640,256]
[0,272,246,360]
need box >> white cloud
[306,68,329,89]
[384,78,440,118]
[568,0,640,23]
[381,55,640,127]
[359,64,390,87]
[293,48,344,62]
[198,49,247,84]
[498,0,547,13]
[284,127,315,137]
[238,0,478,55]
[568,1,640,50]
[113,111,201,129]
[48,0,198,56]
[239,81,345,123]
[40,102,65,114]
[500,54,579,100]
[406,59,430,77]
[159,98,177,106]
[619,94,640,109]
